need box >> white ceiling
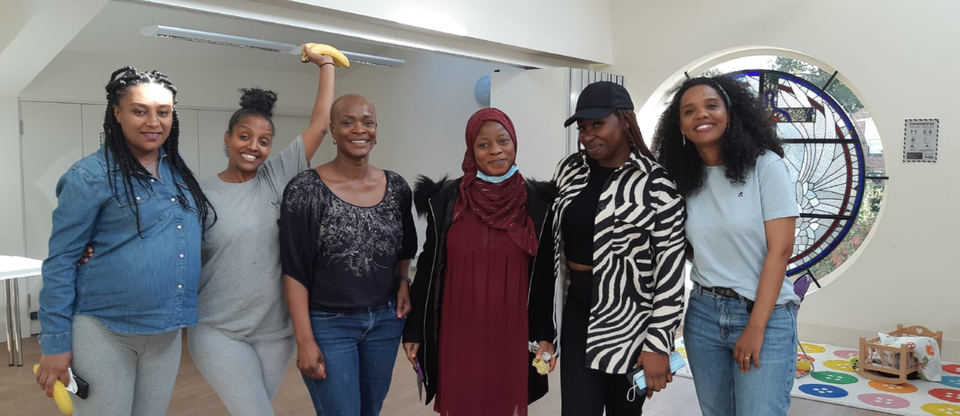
[65,1,402,75]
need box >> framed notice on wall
[903,119,938,163]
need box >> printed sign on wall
[903,119,938,163]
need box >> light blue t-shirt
[686,151,801,305]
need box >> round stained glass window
[727,70,865,276]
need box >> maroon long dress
[435,209,531,416]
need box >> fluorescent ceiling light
[140,25,404,68]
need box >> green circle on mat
[812,371,858,385]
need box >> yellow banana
[301,43,350,68]
[33,364,74,415]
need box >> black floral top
[280,169,417,312]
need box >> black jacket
[402,175,557,406]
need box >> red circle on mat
[945,364,960,375]
[857,394,911,409]
[833,349,858,359]
[929,388,960,403]
[798,353,817,362]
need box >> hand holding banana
[33,364,73,415]
[301,43,350,68]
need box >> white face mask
[476,165,519,184]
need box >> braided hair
[228,88,278,134]
[103,66,215,235]
[616,108,654,158]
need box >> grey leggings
[187,324,296,416]
[71,315,182,416]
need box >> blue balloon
[474,75,491,107]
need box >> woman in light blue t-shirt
[652,75,800,416]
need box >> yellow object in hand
[33,364,74,415]
[301,43,350,67]
[532,358,550,375]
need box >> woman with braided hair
[35,66,213,416]
[551,81,686,415]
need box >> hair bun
[238,88,277,117]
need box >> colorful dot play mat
[674,339,960,415]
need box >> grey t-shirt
[198,136,308,340]
[686,151,801,305]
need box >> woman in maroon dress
[402,108,557,415]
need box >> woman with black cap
[549,81,687,415]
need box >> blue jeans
[301,301,405,416]
[682,284,798,416]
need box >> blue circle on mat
[943,377,960,388]
[799,383,849,398]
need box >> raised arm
[300,45,335,162]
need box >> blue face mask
[476,165,519,184]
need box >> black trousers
[560,269,645,416]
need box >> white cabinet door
[81,104,104,156]
[19,102,84,332]
[177,109,200,173]
[21,102,84,261]
[197,110,232,180]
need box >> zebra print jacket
[551,150,686,374]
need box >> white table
[1,255,42,367]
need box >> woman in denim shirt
[35,67,214,416]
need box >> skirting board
[798,321,959,362]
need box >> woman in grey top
[189,47,336,415]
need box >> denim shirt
[38,146,202,355]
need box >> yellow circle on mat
[823,360,856,372]
[799,343,827,354]
[920,403,960,415]
[676,347,687,358]
[869,381,919,394]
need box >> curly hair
[228,87,278,134]
[651,75,783,196]
[104,66,215,234]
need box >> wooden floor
[1,335,887,415]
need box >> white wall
[610,0,960,359]
[285,0,613,64]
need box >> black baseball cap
[563,81,634,127]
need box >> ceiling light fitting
[140,25,404,68]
